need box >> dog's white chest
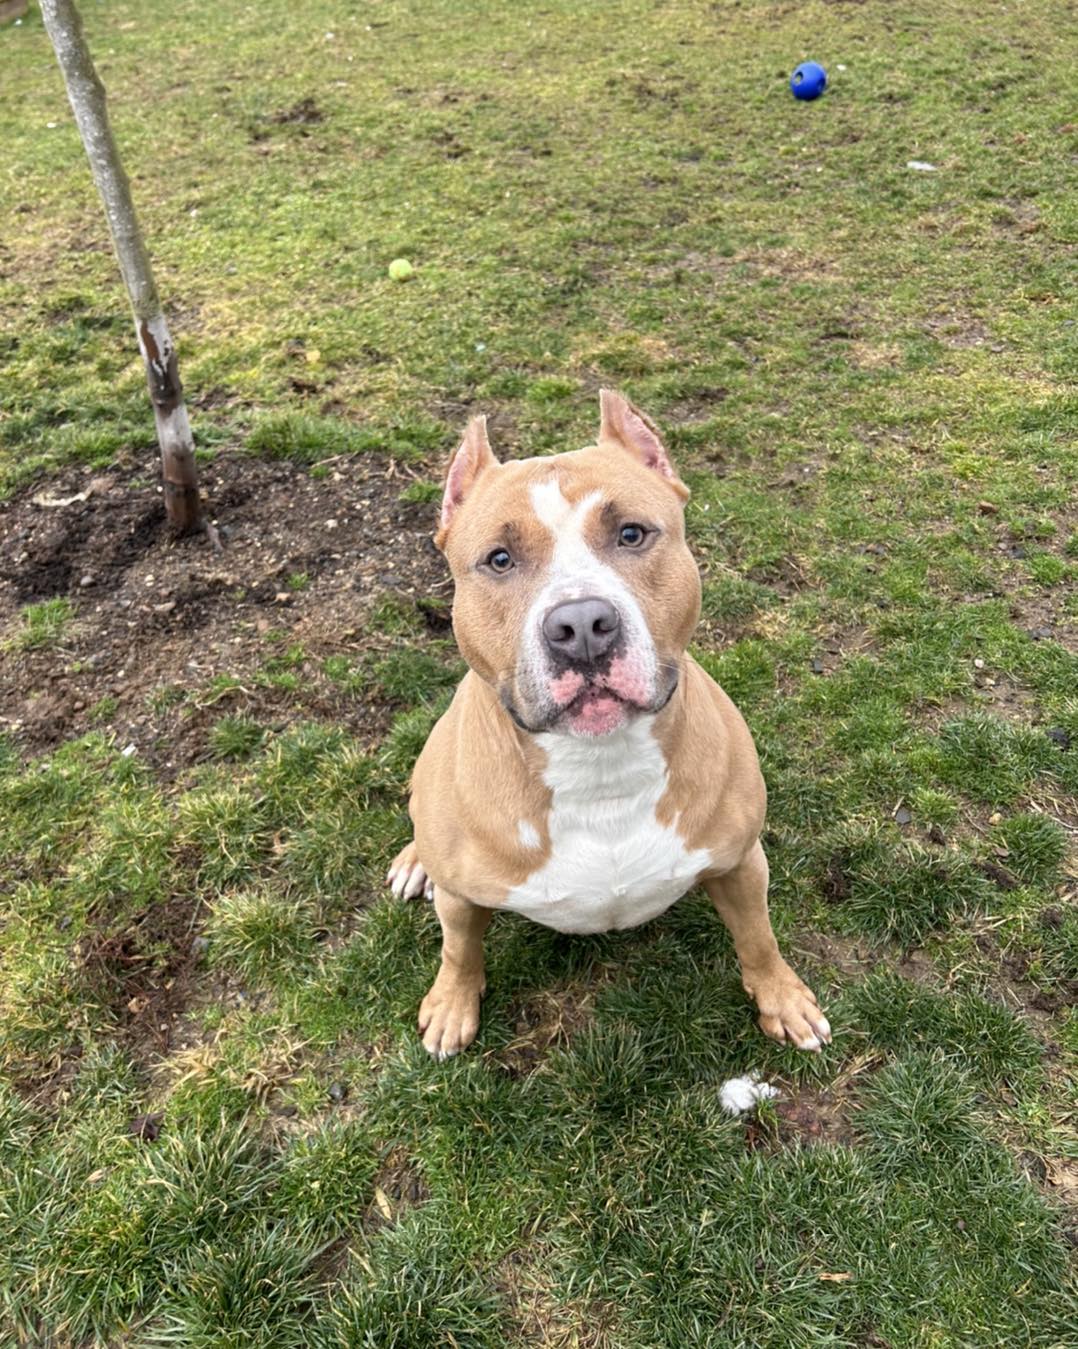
[503,719,712,935]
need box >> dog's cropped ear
[597,389,688,500]
[436,415,497,547]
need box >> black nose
[542,597,621,665]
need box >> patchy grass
[10,596,75,650]
[1,0,1076,1344]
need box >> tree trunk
[39,0,203,534]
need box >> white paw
[386,843,430,900]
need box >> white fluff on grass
[719,1072,779,1115]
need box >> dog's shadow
[462,893,825,1098]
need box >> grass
[10,596,75,649]
[1,0,1076,1344]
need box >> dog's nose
[542,597,621,665]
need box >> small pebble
[79,574,94,587]
[328,1082,348,1104]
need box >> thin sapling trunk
[40,0,204,534]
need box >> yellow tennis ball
[388,258,414,281]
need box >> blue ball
[790,61,827,100]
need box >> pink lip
[566,690,627,736]
[549,669,586,707]
[605,654,650,704]
[548,655,650,708]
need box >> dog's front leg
[418,886,493,1060]
[703,841,831,1052]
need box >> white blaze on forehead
[521,473,658,707]
[529,477,602,576]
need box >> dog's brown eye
[486,548,514,573]
[618,523,647,548]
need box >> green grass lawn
[1,0,1076,1344]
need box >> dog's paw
[418,971,484,1061]
[386,842,433,900]
[748,963,832,1052]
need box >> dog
[387,389,830,1061]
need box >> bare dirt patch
[1002,590,1077,654]
[0,451,450,771]
[923,314,998,350]
[13,883,211,1104]
[75,884,206,1059]
[773,1087,858,1148]
[363,1146,430,1232]
[745,1051,877,1154]
[489,982,602,1079]
[794,930,877,982]
[1043,1157,1078,1241]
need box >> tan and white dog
[387,390,831,1061]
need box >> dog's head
[436,390,701,737]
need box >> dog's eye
[486,548,514,573]
[618,523,648,548]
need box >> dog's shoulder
[654,654,766,874]
[410,672,551,903]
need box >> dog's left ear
[436,414,497,547]
[597,389,688,500]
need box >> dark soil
[490,982,602,1079]
[76,878,207,1059]
[0,451,451,772]
[363,1148,431,1232]
[773,1088,858,1147]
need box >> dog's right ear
[436,415,496,548]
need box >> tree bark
[40,0,203,534]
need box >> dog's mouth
[562,685,634,736]
[503,672,677,738]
